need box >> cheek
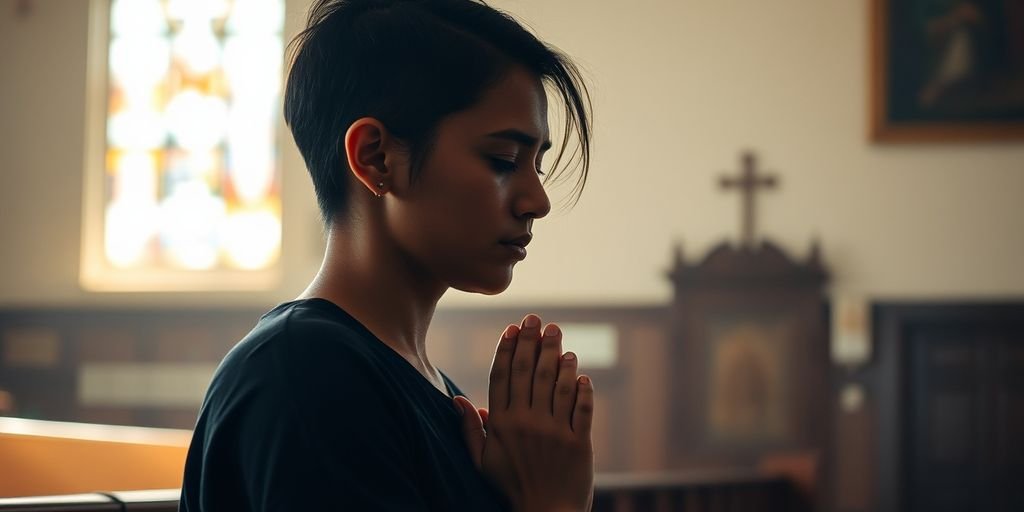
[435,178,506,252]
[452,178,505,224]
[391,171,516,293]
[389,164,507,256]
[427,157,506,225]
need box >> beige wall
[1,0,1023,309]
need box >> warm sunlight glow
[165,0,229,24]
[105,201,159,268]
[159,182,227,270]
[101,0,284,275]
[172,24,222,76]
[223,36,283,100]
[110,0,166,36]
[109,36,170,93]
[113,151,159,202]
[107,108,167,150]
[223,210,282,270]
[226,0,285,34]
[227,108,276,204]
[166,89,228,151]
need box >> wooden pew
[0,418,189,498]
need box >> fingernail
[562,352,576,362]
[503,325,516,339]
[543,324,559,337]
[580,376,590,385]
[523,315,540,329]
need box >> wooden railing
[592,470,799,512]
[0,490,179,512]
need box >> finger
[454,396,485,469]
[553,351,578,425]
[488,324,518,412]
[571,375,594,436]
[509,314,542,409]
[478,408,489,430]
[532,323,562,414]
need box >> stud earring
[376,181,385,197]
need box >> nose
[512,171,551,220]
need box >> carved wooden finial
[673,241,685,268]
[718,151,779,249]
[808,237,822,264]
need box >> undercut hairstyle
[284,0,592,223]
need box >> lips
[502,234,532,249]
[500,234,531,261]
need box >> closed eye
[489,157,518,173]
[488,156,547,177]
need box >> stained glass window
[83,0,285,289]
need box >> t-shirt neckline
[283,297,459,402]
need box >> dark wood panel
[872,302,1024,512]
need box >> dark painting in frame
[870,0,1024,142]
[705,312,794,446]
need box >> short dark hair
[284,0,592,223]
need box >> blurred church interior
[1,0,1023,511]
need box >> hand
[455,314,594,512]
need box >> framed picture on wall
[870,0,1024,142]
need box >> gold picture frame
[870,0,1024,142]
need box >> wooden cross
[719,151,778,248]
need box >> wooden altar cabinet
[665,240,830,494]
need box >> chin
[450,268,514,295]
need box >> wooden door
[904,326,1024,512]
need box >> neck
[297,221,447,385]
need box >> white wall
[1,0,1023,309]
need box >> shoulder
[184,304,426,509]
[206,300,402,416]
[194,300,416,462]
[223,299,381,376]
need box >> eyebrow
[486,129,552,152]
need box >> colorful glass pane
[103,0,283,271]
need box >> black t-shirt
[179,298,510,511]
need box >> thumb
[454,395,485,469]
[478,407,489,429]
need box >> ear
[343,117,395,197]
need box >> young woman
[180,0,594,510]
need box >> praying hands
[455,314,595,512]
